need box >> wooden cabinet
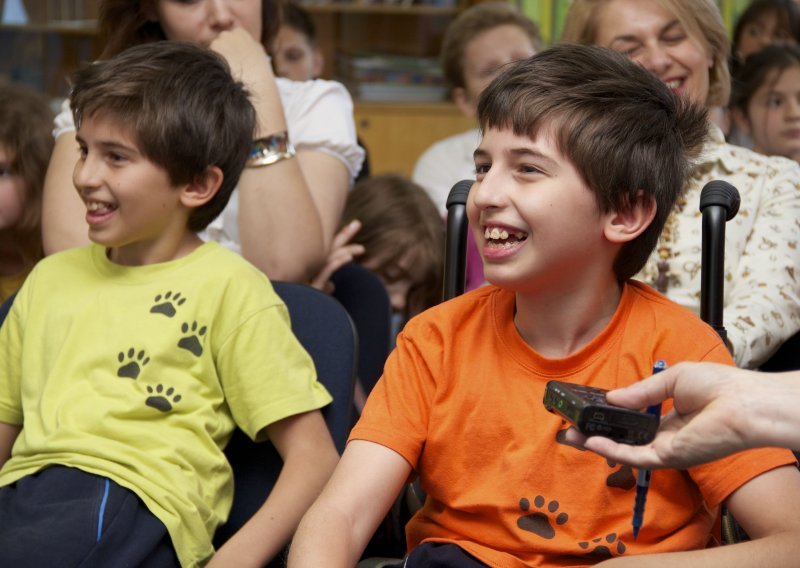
[355,101,473,176]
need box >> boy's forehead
[77,112,140,148]
[476,125,563,159]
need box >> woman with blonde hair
[562,0,800,369]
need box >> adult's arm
[213,29,351,282]
[725,158,800,368]
[42,131,90,254]
[287,440,412,567]
[208,410,339,567]
[576,362,800,469]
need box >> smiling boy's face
[467,126,619,294]
[73,114,196,266]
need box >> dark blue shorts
[390,542,489,567]
[0,466,179,567]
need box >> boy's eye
[519,164,542,175]
[474,163,491,177]
[77,146,88,159]
[0,166,12,177]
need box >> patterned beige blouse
[638,125,800,368]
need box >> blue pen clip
[631,360,666,539]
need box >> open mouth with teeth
[663,78,684,92]
[86,201,117,213]
[85,200,119,225]
[484,226,529,247]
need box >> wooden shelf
[0,20,97,35]
[305,4,458,15]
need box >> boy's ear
[180,166,223,209]
[731,107,752,136]
[604,191,656,244]
[452,87,477,118]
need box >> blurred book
[338,52,447,102]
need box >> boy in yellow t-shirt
[0,42,337,567]
[289,44,800,567]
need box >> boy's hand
[310,220,365,294]
[572,363,753,469]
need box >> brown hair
[341,174,444,317]
[731,43,800,116]
[98,0,282,58]
[70,41,256,232]
[441,1,542,89]
[561,0,731,107]
[0,80,53,268]
[478,44,707,281]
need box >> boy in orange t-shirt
[289,44,800,567]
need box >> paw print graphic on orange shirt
[517,496,569,540]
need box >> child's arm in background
[0,422,21,470]
[597,465,800,567]
[288,439,413,567]
[207,410,338,568]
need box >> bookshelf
[1,0,753,175]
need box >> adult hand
[310,220,365,294]
[209,28,272,89]
[579,362,755,469]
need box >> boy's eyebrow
[474,147,559,170]
[75,134,139,155]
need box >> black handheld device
[543,381,658,445]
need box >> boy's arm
[288,439,413,567]
[0,422,21,469]
[596,465,800,567]
[208,410,339,568]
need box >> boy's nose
[208,0,235,32]
[470,171,507,210]
[73,157,100,191]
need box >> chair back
[215,281,357,545]
[0,294,14,328]
[330,263,392,398]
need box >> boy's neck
[513,275,623,359]
[106,231,204,267]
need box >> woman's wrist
[247,132,296,168]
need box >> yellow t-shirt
[0,243,332,567]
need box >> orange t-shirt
[350,281,796,567]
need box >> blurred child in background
[731,44,800,162]
[312,174,444,322]
[732,0,800,66]
[270,1,324,82]
[0,81,53,303]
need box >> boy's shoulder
[625,279,726,343]
[405,284,507,335]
